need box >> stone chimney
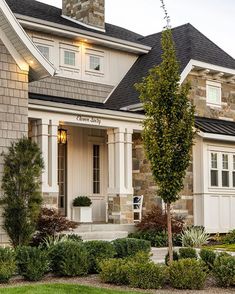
[62,0,105,31]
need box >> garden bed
[0,276,234,294]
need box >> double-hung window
[64,50,76,66]
[206,81,221,107]
[210,151,235,188]
[37,45,50,60]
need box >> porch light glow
[58,127,67,144]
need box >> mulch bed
[0,274,234,294]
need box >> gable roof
[6,0,143,44]
[195,116,235,137]
[105,23,235,110]
[0,0,55,81]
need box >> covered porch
[28,100,143,225]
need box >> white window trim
[209,150,235,190]
[59,43,80,70]
[206,80,222,108]
[85,48,104,76]
[33,37,54,63]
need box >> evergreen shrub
[199,249,216,270]
[212,254,235,287]
[112,238,151,258]
[179,247,197,259]
[0,248,16,283]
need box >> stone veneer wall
[187,74,235,120]
[108,195,133,224]
[62,0,105,30]
[29,77,113,103]
[132,133,194,223]
[0,40,29,244]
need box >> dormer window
[37,45,50,60]
[90,55,101,71]
[64,50,76,66]
[206,81,221,107]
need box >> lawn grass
[205,244,235,252]
[0,284,145,294]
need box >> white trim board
[0,0,55,80]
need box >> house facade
[0,0,235,243]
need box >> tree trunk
[166,202,173,263]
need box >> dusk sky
[39,0,235,58]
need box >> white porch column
[125,128,134,194]
[107,129,115,194]
[114,127,126,194]
[37,119,59,208]
[107,127,134,224]
[37,118,50,192]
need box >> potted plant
[72,196,92,223]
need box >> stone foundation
[108,194,134,224]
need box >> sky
[39,0,235,58]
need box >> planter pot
[72,206,92,223]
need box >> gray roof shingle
[105,23,235,110]
[6,0,143,43]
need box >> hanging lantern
[58,127,67,144]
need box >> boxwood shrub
[99,258,129,285]
[49,241,88,276]
[83,240,116,273]
[0,248,16,283]
[127,262,166,289]
[112,238,151,258]
[212,253,235,287]
[199,249,216,270]
[16,246,49,281]
[179,247,197,259]
[168,258,207,289]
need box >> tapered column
[107,127,134,224]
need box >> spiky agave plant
[181,226,210,248]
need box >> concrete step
[75,230,129,241]
[73,224,135,233]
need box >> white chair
[133,195,143,222]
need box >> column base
[42,192,58,209]
[108,194,134,224]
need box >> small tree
[136,28,195,262]
[1,138,44,247]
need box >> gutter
[15,14,151,54]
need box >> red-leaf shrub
[136,205,184,234]
[31,208,78,246]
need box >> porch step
[73,224,135,234]
[76,230,128,241]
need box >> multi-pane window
[206,81,221,106]
[89,55,101,71]
[210,152,235,188]
[37,45,50,60]
[210,153,218,186]
[222,154,229,187]
[64,50,76,66]
[93,145,100,194]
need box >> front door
[58,143,67,215]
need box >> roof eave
[15,14,151,55]
[1,0,55,81]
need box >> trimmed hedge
[112,238,151,258]
[49,241,89,276]
[16,246,49,281]
[168,258,207,289]
[127,262,166,289]
[0,248,16,283]
[179,247,197,259]
[212,254,235,287]
[83,240,116,273]
[199,249,216,270]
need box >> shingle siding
[29,76,113,103]
[0,40,29,244]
